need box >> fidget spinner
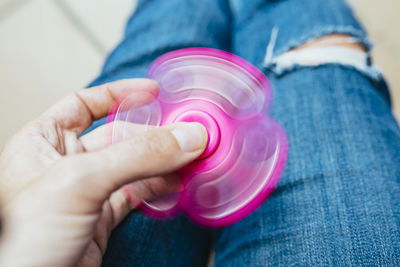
[107,48,288,227]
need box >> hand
[0,79,207,267]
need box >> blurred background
[0,0,399,149]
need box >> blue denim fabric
[88,0,400,266]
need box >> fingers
[55,122,207,203]
[102,174,181,230]
[77,174,181,267]
[40,79,159,135]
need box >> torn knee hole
[264,33,369,71]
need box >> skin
[293,34,366,52]
[0,79,207,267]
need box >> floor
[0,0,399,149]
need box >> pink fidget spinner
[107,48,288,227]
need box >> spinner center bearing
[173,110,221,160]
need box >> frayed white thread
[264,26,279,65]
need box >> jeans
[88,0,400,266]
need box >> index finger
[40,79,159,135]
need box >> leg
[213,0,400,266]
[88,1,232,266]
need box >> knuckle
[137,178,167,200]
[140,180,160,200]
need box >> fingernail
[171,123,207,153]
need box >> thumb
[52,122,207,206]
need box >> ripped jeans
[89,0,400,266]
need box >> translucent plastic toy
[107,48,288,227]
